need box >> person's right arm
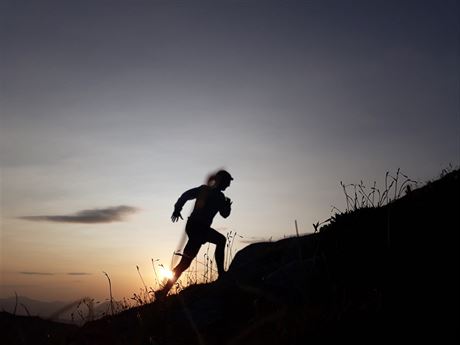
[171,186,201,222]
[219,196,232,218]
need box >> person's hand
[223,198,232,212]
[220,197,232,218]
[171,210,183,223]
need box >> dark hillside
[3,169,459,345]
[0,312,78,345]
[315,169,459,343]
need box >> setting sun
[158,266,174,281]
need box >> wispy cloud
[19,205,139,224]
[18,272,92,276]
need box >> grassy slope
[3,170,459,345]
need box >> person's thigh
[206,228,226,246]
[182,239,202,260]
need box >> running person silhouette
[156,170,233,298]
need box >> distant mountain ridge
[0,296,114,324]
[0,296,67,319]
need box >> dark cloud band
[20,205,139,224]
[20,272,54,276]
[18,272,92,276]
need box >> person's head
[212,170,233,191]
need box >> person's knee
[175,258,193,274]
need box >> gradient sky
[1,0,459,302]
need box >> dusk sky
[1,0,458,302]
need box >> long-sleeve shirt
[174,185,231,226]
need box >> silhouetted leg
[157,239,201,298]
[173,239,201,277]
[207,228,226,276]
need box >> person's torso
[189,185,224,225]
